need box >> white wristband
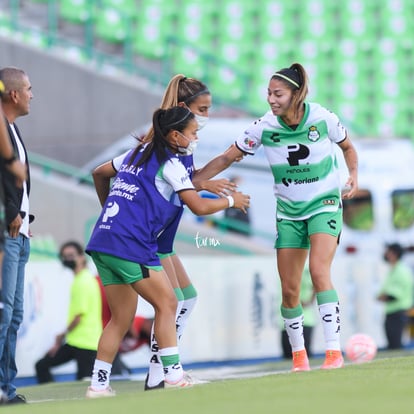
[226,195,234,208]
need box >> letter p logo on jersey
[103,201,119,223]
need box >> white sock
[283,314,306,353]
[176,297,197,341]
[319,301,341,351]
[176,299,184,332]
[146,295,184,387]
[147,323,164,387]
[90,359,112,391]
[160,346,183,384]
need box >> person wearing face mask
[84,106,249,397]
[34,241,102,383]
[91,74,242,390]
[377,243,414,350]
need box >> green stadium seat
[257,2,298,42]
[210,66,247,103]
[175,1,216,51]
[171,47,206,80]
[215,41,252,67]
[338,1,379,41]
[175,22,214,53]
[59,0,93,24]
[248,77,270,116]
[132,0,175,59]
[94,8,130,44]
[101,0,137,17]
[179,0,216,21]
[298,0,338,42]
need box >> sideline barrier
[16,255,388,378]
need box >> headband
[165,109,192,127]
[184,88,210,104]
[273,73,300,88]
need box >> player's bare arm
[179,188,250,215]
[338,136,358,199]
[194,144,244,181]
[192,177,237,196]
[92,161,117,206]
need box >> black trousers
[35,343,96,383]
[385,310,408,350]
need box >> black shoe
[6,394,26,404]
[144,373,164,391]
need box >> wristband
[226,195,234,208]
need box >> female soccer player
[92,75,239,389]
[85,106,249,397]
[196,63,358,371]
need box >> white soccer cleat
[165,374,194,389]
[183,370,210,385]
[86,386,116,398]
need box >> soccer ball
[345,333,377,363]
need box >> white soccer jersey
[235,102,347,220]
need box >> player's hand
[231,191,250,214]
[202,178,238,196]
[341,177,358,199]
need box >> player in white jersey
[196,63,358,371]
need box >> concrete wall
[0,35,163,166]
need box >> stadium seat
[132,0,175,59]
[209,66,248,104]
[175,1,216,52]
[299,1,339,42]
[59,0,93,25]
[94,7,131,44]
[101,0,137,17]
[171,46,206,80]
[248,77,270,116]
[257,2,298,42]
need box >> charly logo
[308,125,320,142]
[102,201,119,223]
[327,219,337,230]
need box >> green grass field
[8,351,414,414]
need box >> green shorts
[157,250,175,260]
[275,209,342,249]
[90,251,163,286]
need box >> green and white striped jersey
[235,102,347,220]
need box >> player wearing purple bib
[86,106,249,397]
[92,75,239,389]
